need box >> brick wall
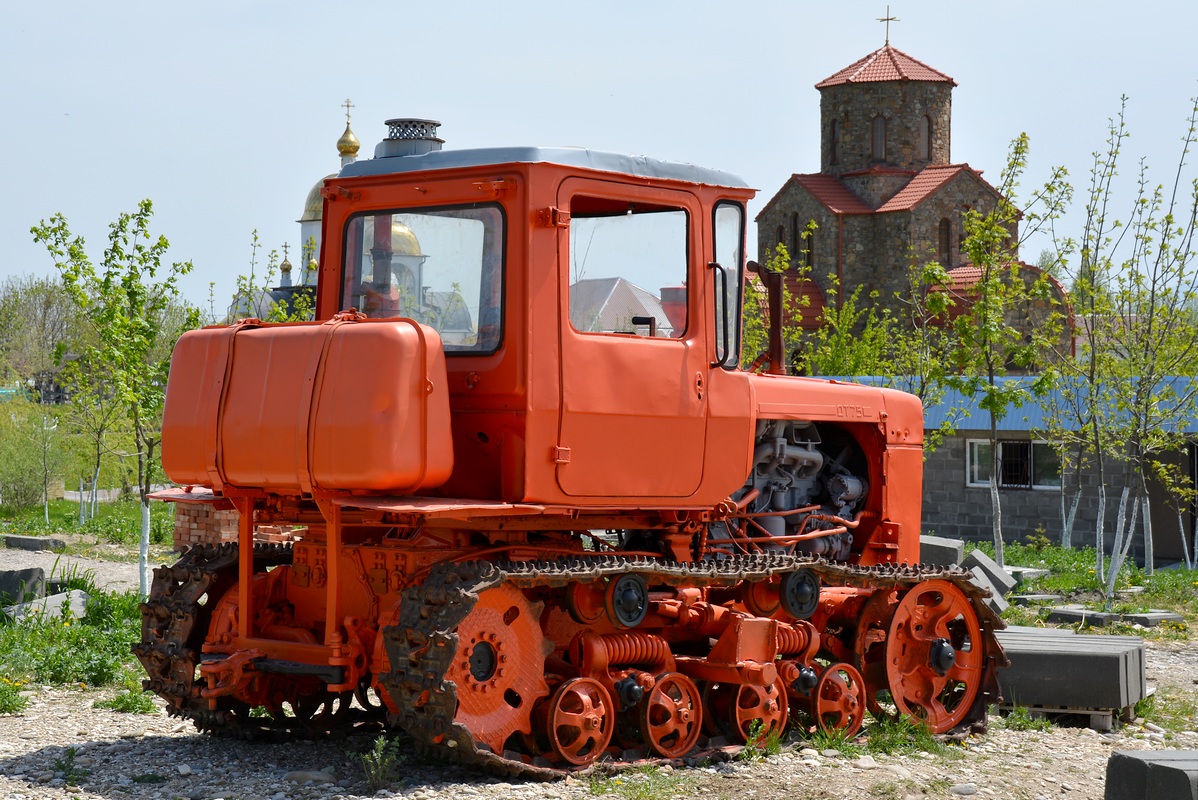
[173,504,239,550]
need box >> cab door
[555,178,708,498]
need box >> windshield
[341,204,504,353]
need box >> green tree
[32,200,199,595]
[948,134,1071,567]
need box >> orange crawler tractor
[138,119,1005,776]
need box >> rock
[178,763,193,775]
[883,764,913,779]
[3,589,90,621]
[821,748,841,758]
[950,784,979,796]
[284,770,336,784]
[2,535,67,553]
[852,754,878,769]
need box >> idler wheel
[885,579,983,734]
[446,582,550,754]
[808,663,865,737]
[545,678,614,767]
[639,672,702,758]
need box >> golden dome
[299,173,336,223]
[280,255,292,273]
[337,122,360,157]
[390,222,423,256]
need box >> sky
[3,1,1197,312]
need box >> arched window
[776,224,785,255]
[830,119,840,165]
[938,218,951,265]
[919,116,932,160]
[872,115,886,161]
[805,231,815,270]
[791,213,801,255]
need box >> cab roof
[338,146,752,190]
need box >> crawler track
[375,554,1006,779]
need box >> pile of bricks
[173,504,239,550]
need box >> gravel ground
[1,546,1196,800]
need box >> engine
[735,419,868,560]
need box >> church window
[938,218,951,265]
[830,120,840,165]
[791,213,801,255]
[805,231,815,270]
[872,115,886,161]
[776,224,785,254]
[919,116,932,160]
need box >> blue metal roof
[824,376,1198,434]
[338,146,752,189]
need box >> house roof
[876,165,980,212]
[569,277,671,335]
[816,45,957,89]
[794,174,875,215]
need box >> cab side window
[567,196,688,338]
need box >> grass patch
[1135,686,1198,733]
[1,497,174,548]
[0,588,141,689]
[52,745,88,786]
[737,719,784,761]
[864,715,953,758]
[95,689,157,714]
[356,734,405,791]
[993,704,1053,732]
[587,767,695,800]
[0,676,28,713]
[805,724,863,758]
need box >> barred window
[966,439,1061,490]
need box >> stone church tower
[756,45,1011,323]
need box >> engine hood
[746,373,923,447]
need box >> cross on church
[877,6,899,45]
[342,98,354,123]
[282,242,290,260]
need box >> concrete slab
[962,549,1018,596]
[919,535,964,567]
[0,567,45,604]
[1046,604,1120,627]
[996,628,1145,711]
[1121,610,1186,627]
[1010,594,1063,606]
[1106,750,1198,800]
[1005,566,1049,584]
[3,589,90,621]
[966,568,1010,615]
[2,534,67,552]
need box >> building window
[776,224,785,254]
[938,218,951,265]
[805,230,815,269]
[791,212,801,255]
[919,116,932,160]
[872,115,886,161]
[830,120,840,165]
[966,439,1061,490]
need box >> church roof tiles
[816,45,957,89]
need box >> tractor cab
[311,119,758,507]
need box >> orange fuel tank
[161,314,452,494]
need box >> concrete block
[3,534,67,552]
[966,569,1010,616]
[1005,566,1049,584]
[0,567,46,604]
[1046,604,1119,627]
[3,589,90,621]
[962,549,1018,596]
[1106,750,1198,800]
[919,535,964,567]
[1121,610,1185,627]
[1010,594,1062,606]
[996,628,1145,711]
